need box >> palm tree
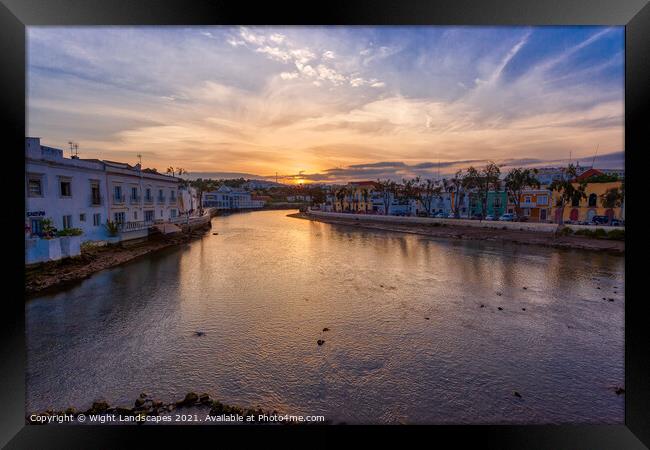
[376,179,397,215]
[166,166,175,177]
[361,188,370,213]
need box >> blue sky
[27,26,624,182]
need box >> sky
[27,26,624,183]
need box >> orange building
[506,189,553,222]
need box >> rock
[596,287,601,289]
[317,339,325,346]
[514,391,522,398]
[90,400,110,414]
[135,398,145,408]
[522,287,528,290]
[424,317,430,320]
[521,308,526,311]
[480,304,485,308]
[179,392,199,406]
[139,392,148,399]
[497,307,503,311]
[115,407,133,416]
[608,298,614,302]
[151,400,163,408]
[194,331,205,336]
[322,328,330,332]
[615,387,625,395]
[64,407,77,415]
[212,232,219,235]
[199,393,211,404]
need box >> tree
[335,186,348,212]
[361,188,370,212]
[191,178,219,216]
[549,164,587,225]
[504,168,540,218]
[166,167,175,177]
[448,170,464,217]
[600,186,624,224]
[418,178,443,216]
[376,179,397,215]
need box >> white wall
[26,157,109,241]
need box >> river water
[26,210,624,424]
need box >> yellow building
[551,181,623,223]
[334,181,378,213]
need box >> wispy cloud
[27,26,624,181]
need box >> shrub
[56,228,83,237]
[105,220,120,236]
[557,227,574,236]
[607,229,625,240]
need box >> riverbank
[290,212,624,254]
[25,224,212,297]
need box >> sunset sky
[27,26,624,183]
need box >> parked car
[484,214,495,221]
[447,213,457,219]
[517,216,529,222]
[498,213,517,222]
[433,211,446,218]
[610,219,623,226]
[470,213,483,220]
[591,215,610,225]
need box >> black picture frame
[1,0,648,447]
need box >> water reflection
[26,210,624,424]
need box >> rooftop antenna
[67,141,79,158]
[591,144,599,169]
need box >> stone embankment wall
[306,210,624,233]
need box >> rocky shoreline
[289,213,624,254]
[25,224,212,297]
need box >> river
[26,209,625,424]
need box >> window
[134,211,138,220]
[60,179,72,197]
[524,195,532,204]
[28,175,43,197]
[171,209,177,218]
[30,218,43,235]
[114,185,123,202]
[145,188,152,201]
[523,208,531,217]
[114,212,125,224]
[62,215,73,229]
[131,187,138,200]
[537,195,548,205]
[145,210,154,222]
[588,193,598,207]
[90,181,101,205]
[493,197,502,208]
[160,210,163,217]
[93,213,101,226]
[171,190,176,200]
[571,196,580,207]
[80,213,86,222]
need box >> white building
[25,137,181,247]
[103,161,180,231]
[25,137,109,241]
[203,185,265,210]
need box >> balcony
[113,194,125,204]
[129,195,141,204]
[143,196,154,204]
[118,220,154,232]
[157,196,166,204]
[89,194,103,206]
